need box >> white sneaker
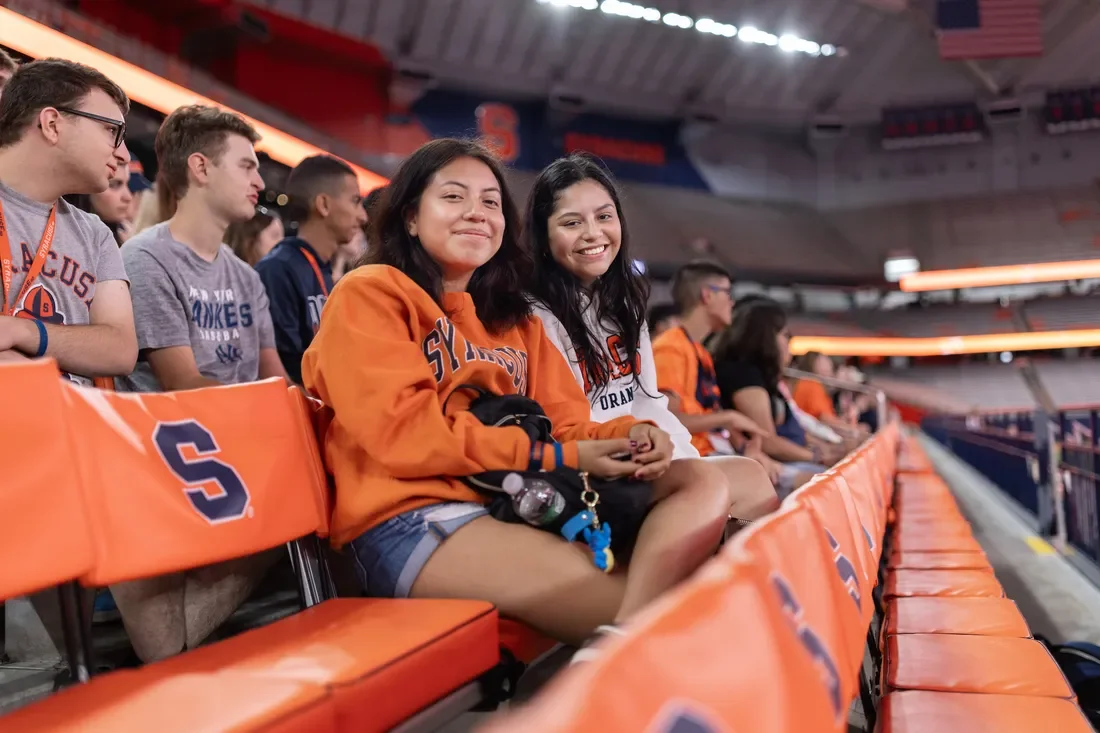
[570,624,626,665]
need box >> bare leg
[183,549,280,649]
[410,516,627,646]
[110,574,186,662]
[614,458,730,621]
[701,455,782,520]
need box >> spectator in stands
[226,205,283,266]
[256,155,365,383]
[113,105,286,662]
[711,299,842,496]
[652,261,781,482]
[123,159,153,242]
[524,154,779,523]
[791,351,870,440]
[0,58,136,382]
[128,181,165,238]
[647,302,679,338]
[303,138,730,648]
[67,157,134,245]
[330,184,385,282]
[0,47,16,99]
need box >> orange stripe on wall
[791,329,1100,357]
[0,6,388,193]
[900,259,1100,292]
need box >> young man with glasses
[0,58,136,383]
[114,104,285,662]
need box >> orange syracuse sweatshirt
[302,265,643,546]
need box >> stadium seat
[883,634,1074,698]
[0,361,94,600]
[1,671,337,732]
[884,569,1004,599]
[877,690,1095,733]
[480,559,849,733]
[886,551,990,570]
[29,378,501,732]
[883,597,1031,638]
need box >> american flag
[936,0,1043,60]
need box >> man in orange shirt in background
[653,261,779,481]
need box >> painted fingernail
[630,440,639,448]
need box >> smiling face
[406,156,505,291]
[546,179,622,288]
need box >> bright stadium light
[536,0,841,57]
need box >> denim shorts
[347,502,488,598]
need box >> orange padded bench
[878,690,1094,733]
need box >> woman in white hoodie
[524,154,779,523]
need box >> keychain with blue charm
[560,472,615,573]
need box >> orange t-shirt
[652,327,723,457]
[302,265,640,546]
[792,379,836,420]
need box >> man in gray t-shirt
[117,221,276,392]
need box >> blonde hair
[129,185,166,237]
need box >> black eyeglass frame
[54,106,127,149]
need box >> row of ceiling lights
[536,0,843,57]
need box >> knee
[718,457,781,518]
[680,460,739,520]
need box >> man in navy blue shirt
[256,155,366,382]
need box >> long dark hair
[523,154,649,392]
[711,298,788,391]
[357,139,531,333]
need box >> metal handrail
[783,367,889,433]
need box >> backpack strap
[442,383,493,416]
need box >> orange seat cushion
[884,597,1031,638]
[145,598,498,733]
[885,569,1003,599]
[3,671,336,732]
[498,619,559,665]
[879,690,1093,733]
[887,551,989,571]
[889,533,983,554]
[884,635,1074,698]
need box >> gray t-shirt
[117,222,275,392]
[0,182,128,383]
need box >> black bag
[1036,636,1100,727]
[445,384,652,557]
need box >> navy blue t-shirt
[254,237,334,383]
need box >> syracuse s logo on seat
[153,420,251,524]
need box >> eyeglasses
[55,107,127,149]
[705,284,734,298]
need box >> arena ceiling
[247,0,1100,126]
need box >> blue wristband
[33,318,47,358]
[553,442,563,470]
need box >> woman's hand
[723,410,767,438]
[628,423,673,481]
[577,439,645,479]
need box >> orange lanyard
[299,247,330,297]
[0,199,57,317]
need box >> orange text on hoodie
[302,265,645,546]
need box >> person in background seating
[256,155,366,383]
[0,58,136,381]
[303,138,729,651]
[113,104,286,662]
[524,154,779,524]
[647,302,679,339]
[791,350,870,441]
[711,299,843,497]
[0,47,17,99]
[67,156,134,246]
[652,261,781,483]
[226,205,283,267]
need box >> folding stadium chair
[481,555,847,733]
[5,378,502,733]
[877,690,1094,733]
[291,386,562,713]
[0,360,96,683]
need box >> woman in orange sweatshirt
[302,139,729,647]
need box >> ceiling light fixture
[536,0,842,57]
